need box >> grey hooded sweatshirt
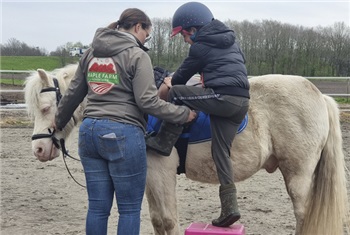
[55,27,189,131]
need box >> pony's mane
[24,63,78,119]
[52,63,78,81]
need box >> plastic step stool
[185,222,245,235]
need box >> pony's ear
[62,72,70,81]
[37,69,50,86]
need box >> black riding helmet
[171,2,214,37]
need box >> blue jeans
[78,118,147,235]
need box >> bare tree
[322,22,350,76]
[0,38,47,56]
[148,18,188,71]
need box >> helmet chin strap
[190,31,197,41]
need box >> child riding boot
[146,121,183,156]
[212,183,241,227]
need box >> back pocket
[98,133,125,162]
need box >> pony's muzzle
[32,139,60,162]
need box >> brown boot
[145,121,183,156]
[212,183,241,227]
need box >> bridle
[31,77,85,188]
[31,78,62,144]
[41,78,62,106]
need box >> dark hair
[184,26,202,32]
[108,8,152,30]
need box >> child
[146,2,250,227]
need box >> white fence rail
[1,70,33,73]
[1,70,350,97]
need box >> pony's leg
[146,149,180,235]
[278,158,317,235]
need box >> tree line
[148,18,350,76]
[1,19,349,77]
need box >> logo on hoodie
[87,57,119,95]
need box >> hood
[195,20,236,49]
[91,27,147,57]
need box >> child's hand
[163,76,172,89]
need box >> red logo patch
[87,58,119,95]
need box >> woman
[146,2,250,228]
[54,8,196,235]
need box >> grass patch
[0,56,80,86]
[0,56,79,71]
[1,56,62,71]
[0,118,33,128]
[0,111,33,128]
[335,97,350,104]
[1,78,25,86]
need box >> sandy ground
[1,111,350,235]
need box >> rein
[31,78,86,188]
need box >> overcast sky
[1,0,349,52]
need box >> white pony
[24,64,349,235]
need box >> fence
[1,70,350,99]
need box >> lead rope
[57,138,86,188]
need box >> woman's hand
[186,110,197,123]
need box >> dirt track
[1,113,350,234]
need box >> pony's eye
[41,106,51,114]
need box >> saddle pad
[146,112,248,144]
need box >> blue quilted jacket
[172,19,250,98]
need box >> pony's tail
[301,95,349,235]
